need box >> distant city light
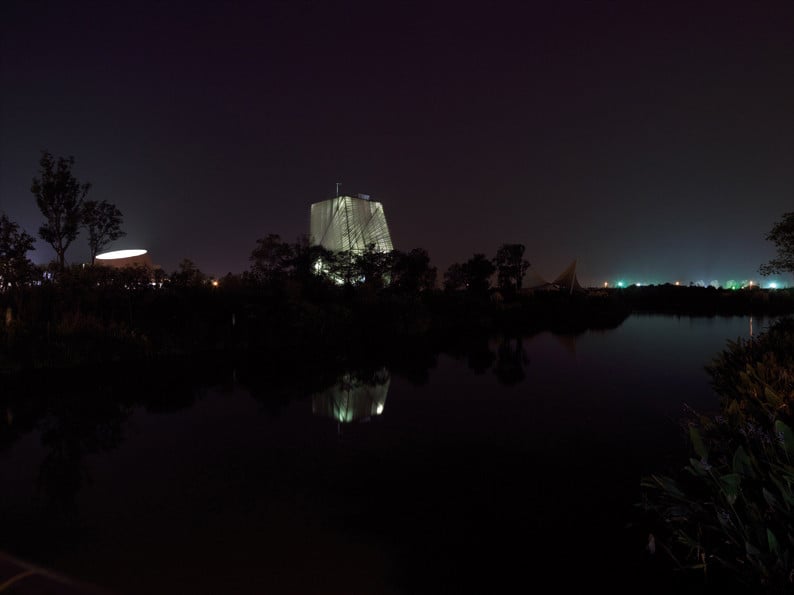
[601,276,787,290]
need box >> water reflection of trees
[444,331,587,385]
[493,336,529,386]
[37,391,129,520]
[441,331,495,375]
[0,359,226,528]
[311,367,391,423]
[0,323,593,536]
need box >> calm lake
[0,314,773,594]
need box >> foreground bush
[641,317,794,593]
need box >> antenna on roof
[336,182,341,197]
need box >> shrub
[641,317,794,593]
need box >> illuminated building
[309,194,393,254]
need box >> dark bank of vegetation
[3,258,793,374]
[3,254,793,374]
[617,283,794,317]
[0,256,633,373]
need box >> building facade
[309,194,393,254]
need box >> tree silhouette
[444,255,495,293]
[171,258,206,287]
[494,243,530,293]
[355,243,392,289]
[391,248,437,293]
[0,213,36,289]
[31,151,90,270]
[443,262,466,291]
[290,236,334,285]
[462,253,496,294]
[249,234,294,283]
[82,200,126,264]
[760,212,794,277]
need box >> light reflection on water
[312,368,390,424]
[0,314,773,595]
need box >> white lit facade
[310,195,393,254]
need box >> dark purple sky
[1,0,792,287]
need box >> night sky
[1,0,792,287]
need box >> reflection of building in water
[311,368,390,423]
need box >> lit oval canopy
[96,249,148,260]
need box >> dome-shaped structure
[95,249,153,269]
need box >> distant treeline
[1,259,792,372]
[613,283,794,316]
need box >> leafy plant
[641,317,794,592]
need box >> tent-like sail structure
[310,194,393,254]
[552,260,585,294]
[522,260,585,293]
[523,266,550,290]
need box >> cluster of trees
[0,214,35,291]
[244,234,540,299]
[1,151,126,290]
[443,243,530,295]
[247,233,437,293]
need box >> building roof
[95,249,154,269]
[524,260,585,293]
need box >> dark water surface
[0,314,771,594]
